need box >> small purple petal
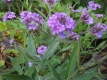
[28,62,33,66]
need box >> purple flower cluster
[45,0,56,7]
[3,11,16,22]
[96,14,104,18]
[72,9,80,13]
[81,8,94,24]
[4,0,11,3]
[47,12,76,35]
[88,1,101,10]
[66,32,79,40]
[37,45,47,54]
[20,11,44,30]
[90,23,107,38]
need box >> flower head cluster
[81,8,94,24]
[60,32,79,40]
[47,12,76,35]
[20,11,44,30]
[45,0,56,7]
[90,23,107,38]
[88,1,101,10]
[4,0,11,3]
[68,32,79,40]
[3,12,16,22]
[37,45,47,54]
[96,14,104,18]
[72,9,80,13]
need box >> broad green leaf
[27,33,36,55]
[35,75,44,80]
[61,44,72,52]
[72,68,98,80]
[0,60,4,67]
[0,21,7,31]
[10,57,23,74]
[15,45,40,61]
[96,41,106,50]
[48,62,61,80]
[42,37,59,60]
[0,76,2,80]
[72,72,98,80]
[73,0,80,4]
[65,42,80,79]
[24,66,35,76]
[0,69,15,75]
[2,75,33,80]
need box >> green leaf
[42,37,59,60]
[2,75,33,80]
[61,44,72,52]
[35,8,47,20]
[0,76,2,80]
[61,0,73,5]
[65,42,80,79]
[0,60,4,67]
[0,21,7,32]
[10,57,23,74]
[72,68,98,80]
[15,45,39,61]
[24,67,35,76]
[48,62,61,80]
[27,33,36,55]
[0,69,15,75]
[35,75,44,80]
[73,0,80,4]
[96,41,106,50]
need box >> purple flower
[59,32,79,40]
[4,0,11,3]
[37,45,47,54]
[81,8,94,24]
[20,11,44,30]
[3,12,16,22]
[69,32,79,40]
[88,1,101,10]
[28,62,33,66]
[20,11,32,19]
[72,9,80,13]
[9,39,15,47]
[101,24,107,31]
[90,23,107,38]
[45,0,56,7]
[47,12,76,35]
[96,14,104,18]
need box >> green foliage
[0,21,7,32]
[0,0,107,80]
[2,75,33,80]
[0,60,5,67]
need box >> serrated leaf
[42,37,59,60]
[27,33,36,55]
[10,58,23,74]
